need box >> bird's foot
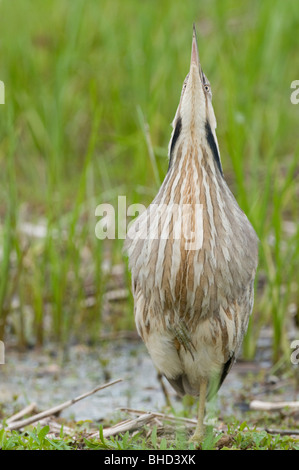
[188,429,204,444]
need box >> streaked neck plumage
[168,27,223,180]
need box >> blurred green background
[0,0,298,362]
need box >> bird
[124,25,259,442]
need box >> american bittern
[125,26,258,442]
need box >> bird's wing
[209,279,255,398]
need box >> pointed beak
[190,25,204,82]
[191,24,200,68]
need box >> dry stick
[250,400,299,411]
[119,407,197,425]
[265,428,299,436]
[6,403,37,424]
[103,414,154,438]
[37,418,74,436]
[5,379,123,431]
[89,413,155,439]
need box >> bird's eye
[204,85,210,92]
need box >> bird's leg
[157,371,172,408]
[189,378,208,443]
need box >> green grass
[1,419,298,451]
[0,0,299,360]
[0,424,73,450]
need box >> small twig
[89,413,154,439]
[103,414,154,438]
[118,407,197,425]
[250,399,299,411]
[265,428,299,436]
[37,418,75,436]
[6,403,37,424]
[5,379,123,431]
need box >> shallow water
[1,341,171,422]
[0,338,296,424]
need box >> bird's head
[169,25,222,175]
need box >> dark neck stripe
[168,116,182,170]
[205,121,223,176]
